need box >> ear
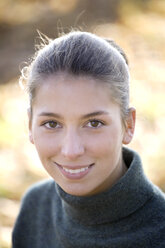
[122,107,136,145]
[27,108,34,144]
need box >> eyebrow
[38,111,110,119]
[38,112,63,119]
[81,111,109,119]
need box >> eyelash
[41,119,105,130]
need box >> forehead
[33,73,118,114]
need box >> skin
[28,73,136,196]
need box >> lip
[54,162,94,180]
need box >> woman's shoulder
[12,179,58,246]
[150,183,165,211]
[21,179,56,207]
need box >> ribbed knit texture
[12,148,165,247]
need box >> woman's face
[29,74,135,196]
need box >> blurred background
[0,0,165,247]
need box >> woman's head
[22,31,130,122]
[22,31,136,196]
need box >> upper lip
[54,162,94,169]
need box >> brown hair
[20,31,130,121]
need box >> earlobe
[29,132,34,144]
[27,108,34,144]
[122,107,136,145]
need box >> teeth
[62,166,89,174]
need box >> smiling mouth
[54,162,94,178]
[62,166,89,174]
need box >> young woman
[12,31,165,247]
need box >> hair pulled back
[21,31,130,121]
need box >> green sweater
[12,148,165,247]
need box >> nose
[61,128,85,160]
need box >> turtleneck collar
[55,147,154,225]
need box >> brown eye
[87,120,104,128]
[44,121,60,129]
[90,120,100,127]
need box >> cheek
[32,131,60,160]
[87,127,123,156]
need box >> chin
[61,184,93,197]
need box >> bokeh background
[0,0,165,247]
